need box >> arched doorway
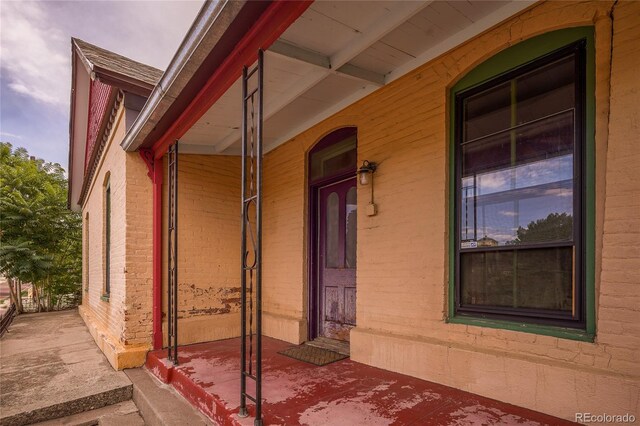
[308,127,358,344]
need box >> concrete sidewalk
[0,310,132,425]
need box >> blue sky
[0,0,203,170]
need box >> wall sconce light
[357,160,378,216]
[357,160,377,186]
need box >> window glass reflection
[461,111,574,247]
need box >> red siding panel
[85,79,113,171]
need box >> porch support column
[152,159,163,349]
[139,149,164,351]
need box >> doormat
[278,344,348,366]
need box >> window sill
[447,315,594,342]
[100,294,110,302]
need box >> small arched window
[309,127,357,184]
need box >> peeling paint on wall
[182,285,241,316]
[160,285,242,319]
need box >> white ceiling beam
[385,1,537,84]
[214,66,329,153]
[330,1,434,69]
[269,40,330,69]
[176,143,221,155]
[269,40,384,86]
[213,131,243,154]
[337,63,385,86]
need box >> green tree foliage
[0,142,82,311]
[512,212,573,244]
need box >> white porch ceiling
[179,0,534,156]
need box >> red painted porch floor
[146,337,575,426]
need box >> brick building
[68,1,639,423]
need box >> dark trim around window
[104,180,111,298]
[448,27,596,340]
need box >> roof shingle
[73,38,163,87]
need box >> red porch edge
[152,0,313,160]
[145,337,578,426]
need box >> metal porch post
[167,141,179,365]
[239,49,264,426]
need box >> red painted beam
[139,149,164,349]
[139,149,154,179]
[152,0,313,159]
[152,159,163,349]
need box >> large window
[453,39,589,329]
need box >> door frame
[307,127,357,341]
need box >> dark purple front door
[318,178,357,341]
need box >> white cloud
[479,171,509,190]
[1,1,70,108]
[0,131,23,139]
[0,0,203,109]
[544,188,573,198]
[499,211,518,217]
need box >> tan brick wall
[259,0,639,419]
[161,154,242,345]
[122,142,154,347]
[80,101,154,368]
[263,139,310,342]
[80,117,242,362]
[80,104,129,361]
[598,0,640,374]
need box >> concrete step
[0,383,133,426]
[124,368,213,426]
[306,336,350,355]
[98,411,145,426]
[32,400,142,426]
[0,311,133,426]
